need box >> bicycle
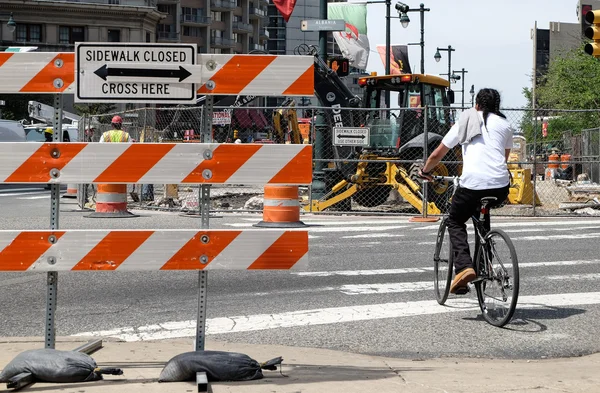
[431,175,520,327]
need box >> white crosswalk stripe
[69,217,600,342]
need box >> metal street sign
[333,127,370,146]
[75,42,198,104]
[300,19,346,32]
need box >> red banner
[273,0,297,22]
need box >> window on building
[15,24,42,43]
[211,29,222,38]
[146,32,151,42]
[59,26,85,44]
[108,0,120,4]
[183,26,201,37]
[182,7,203,16]
[211,48,222,54]
[108,29,121,42]
[232,33,238,41]
[157,4,173,13]
[211,11,222,21]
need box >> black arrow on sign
[94,64,192,82]
[336,134,366,139]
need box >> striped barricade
[0,52,314,96]
[0,142,312,184]
[0,230,308,271]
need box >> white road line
[0,188,45,194]
[422,226,600,237]
[17,195,50,200]
[0,192,47,197]
[243,219,411,226]
[412,220,600,231]
[342,233,405,239]
[514,233,600,241]
[291,259,600,277]
[71,291,600,341]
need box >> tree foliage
[520,44,600,151]
[0,94,53,121]
[73,103,117,116]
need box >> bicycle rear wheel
[474,229,519,327]
[433,217,453,305]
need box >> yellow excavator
[272,98,306,144]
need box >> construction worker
[44,127,70,142]
[100,115,131,143]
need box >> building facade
[155,0,269,54]
[0,0,164,51]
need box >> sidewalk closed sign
[333,127,370,146]
[213,111,231,125]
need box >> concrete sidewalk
[0,337,599,393]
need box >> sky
[348,0,580,109]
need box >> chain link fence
[75,105,600,218]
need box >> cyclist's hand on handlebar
[417,169,433,182]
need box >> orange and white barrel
[62,183,78,199]
[254,185,306,228]
[86,184,138,218]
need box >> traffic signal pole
[311,0,329,201]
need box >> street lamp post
[0,12,17,34]
[396,2,430,74]
[452,68,468,108]
[434,45,455,85]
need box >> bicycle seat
[480,197,498,204]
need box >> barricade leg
[254,185,307,228]
[86,184,139,218]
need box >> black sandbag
[0,349,123,384]
[158,350,283,382]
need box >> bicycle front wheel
[474,229,519,327]
[433,217,453,305]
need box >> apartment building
[0,0,163,51]
[155,0,269,54]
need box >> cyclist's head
[475,88,506,126]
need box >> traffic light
[327,57,349,77]
[584,9,600,57]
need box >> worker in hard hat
[44,127,53,142]
[44,127,70,142]
[100,115,131,143]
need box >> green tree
[521,44,600,153]
[0,94,53,120]
[73,103,116,116]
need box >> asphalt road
[1,189,600,360]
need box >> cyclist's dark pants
[447,184,510,274]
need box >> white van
[0,120,26,142]
[24,125,78,142]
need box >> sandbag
[158,350,282,382]
[0,349,123,384]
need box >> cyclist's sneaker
[450,268,476,294]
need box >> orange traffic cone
[86,184,138,218]
[254,185,306,228]
[62,183,78,199]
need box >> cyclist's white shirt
[441,111,513,190]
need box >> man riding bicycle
[419,88,513,294]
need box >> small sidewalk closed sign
[333,127,370,146]
[213,111,231,125]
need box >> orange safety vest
[102,129,130,143]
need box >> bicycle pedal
[454,286,470,295]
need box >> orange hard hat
[111,115,123,124]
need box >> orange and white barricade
[0,46,315,377]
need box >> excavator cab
[358,74,454,153]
